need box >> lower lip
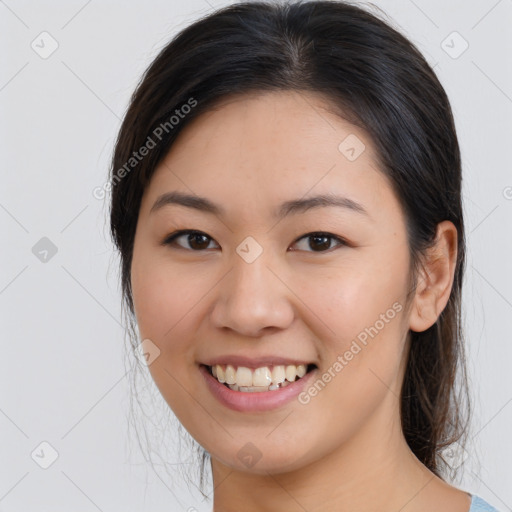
[199,364,317,412]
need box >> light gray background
[1,0,511,510]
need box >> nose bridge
[211,240,294,336]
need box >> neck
[210,399,439,512]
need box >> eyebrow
[150,191,369,219]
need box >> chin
[209,440,316,476]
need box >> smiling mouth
[203,363,317,393]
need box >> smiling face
[130,90,416,475]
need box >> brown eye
[291,232,347,252]
[163,230,218,251]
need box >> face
[130,90,414,475]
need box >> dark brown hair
[109,0,470,491]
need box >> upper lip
[201,355,316,369]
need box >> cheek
[301,257,407,353]
[130,251,209,416]
[301,249,409,406]
[131,252,206,343]
[298,282,406,452]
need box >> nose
[210,249,295,337]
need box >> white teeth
[296,364,307,378]
[285,365,297,382]
[253,367,272,386]
[216,365,225,383]
[235,366,253,387]
[271,365,286,384]
[225,365,236,385]
[227,380,291,392]
[210,363,312,391]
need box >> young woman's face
[131,90,414,474]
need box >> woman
[109,1,500,510]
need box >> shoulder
[469,494,501,512]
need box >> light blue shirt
[470,494,500,511]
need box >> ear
[408,221,458,333]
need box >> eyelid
[290,231,348,251]
[162,229,349,252]
[162,230,220,250]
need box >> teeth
[210,363,310,390]
[216,365,225,383]
[285,365,297,382]
[225,365,236,385]
[271,365,286,384]
[235,366,253,387]
[253,367,272,386]
[233,381,291,393]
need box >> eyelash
[161,229,349,253]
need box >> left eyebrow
[276,193,370,219]
[149,191,370,219]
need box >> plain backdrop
[1,0,511,510]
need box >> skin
[130,90,470,512]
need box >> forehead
[142,90,400,223]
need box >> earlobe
[408,221,458,333]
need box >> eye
[162,230,219,251]
[290,232,347,252]
[162,230,348,253]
